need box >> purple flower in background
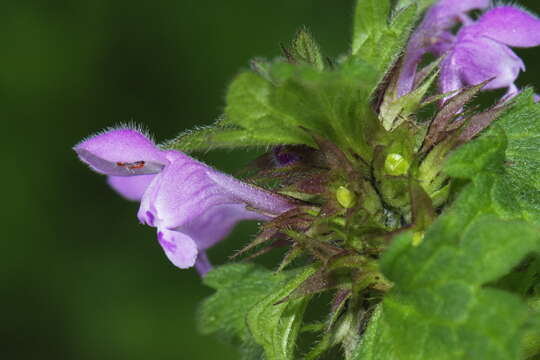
[398,0,489,96]
[272,146,301,167]
[398,1,540,100]
[440,6,540,97]
[74,128,294,275]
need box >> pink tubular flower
[397,0,490,96]
[74,128,294,275]
[440,6,540,97]
[399,0,540,100]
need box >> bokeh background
[2,1,540,359]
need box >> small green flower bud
[412,231,424,247]
[336,186,356,209]
[384,153,410,176]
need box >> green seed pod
[336,186,356,209]
[384,153,410,176]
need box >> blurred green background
[2,1,540,359]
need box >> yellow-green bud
[384,153,410,176]
[412,231,425,247]
[336,186,356,208]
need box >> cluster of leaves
[198,91,540,360]
[167,0,540,359]
[358,91,540,360]
[166,1,422,157]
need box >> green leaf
[224,69,316,146]
[492,92,540,225]
[445,90,540,224]
[167,59,383,154]
[197,60,379,155]
[246,265,317,360]
[352,2,418,94]
[356,215,540,360]
[355,91,540,360]
[164,123,273,153]
[198,264,276,358]
[199,263,315,360]
[444,125,507,179]
[352,0,391,54]
[395,0,437,13]
[290,27,325,71]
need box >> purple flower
[74,128,294,275]
[440,6,540,97]
[398,0,490,96]
[272,146,301,167]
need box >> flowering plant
[74,1,540,359]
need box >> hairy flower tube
[74,128,294,275]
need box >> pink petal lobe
[74,128,168,176]
[107,175,156,201]
[475,6,540,47]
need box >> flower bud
[336,186,356,209]
[384,153,410,176]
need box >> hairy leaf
[352,0,418,94]
[199,263,316,360]
[352,0,391,54]
[246,265,317,360]
[199,264,299,359]
[290,27,325,71]
[395,0,437,13]
[167,59,382,155]
[356,92,540,359]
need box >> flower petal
[74,128,168,176]
[138,152,235,229]
[194,252,212,276]
[397,0,489,96]
[157,228,198,269]
[138,151,294,230]
[206,169,294,216]
[181,203,267,250]
[429,0,490,28]
[474,6,540,47]
[107,175,156,201]
[135,150,294,270]
[439,52,465,95]
[452,36,523,91]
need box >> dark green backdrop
[2,1,539,359]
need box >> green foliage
[199,264,272,358]
[199,263,315,360]
[395,0,437,13]
[192,2,540,359]
[352,0,391,54]
[355,205,540,359]
[444,125,507,178]
[167,0,423,154]
[491,92,540,225]
[355,92,540,359]
[289,27,325,71]
[168,59,383,158]
[247,265,317,360]
[352,0,418,94]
